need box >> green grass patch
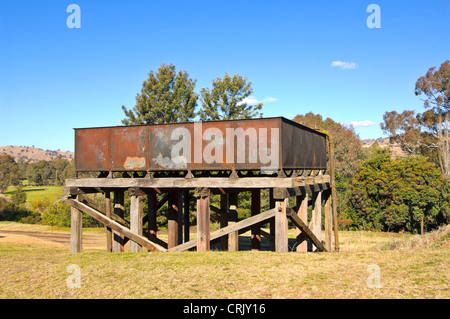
[5,185,63,203]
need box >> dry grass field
[0,221,448,299]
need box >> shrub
[40,202,71,227]
[349,154,445,233]
[0,203,41,224]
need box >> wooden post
[168,191,179,249]
[251,189,261,251]
[296,193,308,252]
[196,188,210,252]
[324,189,332,252]
[147,192,158,241]
[311,191,322,252]
[184,190,190,243]
[327,134,340,252]
[421,216,424,235]
[129,189,143,252]
[70,196,82,253]
[113,190,125,252]
[105,191,112,252]
[219,193,228,250]
[178,192,183,245]
[228,192,239,251]
[269,188,275,251]
[275,198,289,252]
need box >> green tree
[0,155,20,193]
[51,157,70,185]
[11,184,27,207]
[27,160,51,186]
[198,73,262,121]
[121,63,198,125]
[350,154,444,233]
[293,112,365,179]
[381,109,440,166]
[414,60,450,179]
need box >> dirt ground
[0,225,106,250]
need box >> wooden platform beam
[65,175,331,190]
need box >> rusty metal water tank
[74,117,327,175]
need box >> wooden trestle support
[65,173,339,253]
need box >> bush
[0,203,41,224]
[40,202,71,227]
[349,154,446,233]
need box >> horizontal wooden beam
[273,183,331,200]
[65,175,331,190]
[67,199,167,252]
[168,208,277,252]
[286,207,327,252]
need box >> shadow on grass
[24,189,46,193]
[210,235,310,252]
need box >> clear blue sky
[0,0,449,152]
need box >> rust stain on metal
[124,157,146,170]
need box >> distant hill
[362,137,405,157]
[0,146,73,162]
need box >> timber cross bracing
[65,174,338,253]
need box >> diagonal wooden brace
[168,207,277,252]
[286,207,327,252]
[67,199,167,252]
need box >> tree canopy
[0,155,20,193]
[121,63,198,125]
[382,60,449,179]
[293,112,365,179]
[198,73,262,121]
[414,60,449,179]
[350,153,446,232]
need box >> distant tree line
[0,155,74,192]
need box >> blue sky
[0,0,449,152]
